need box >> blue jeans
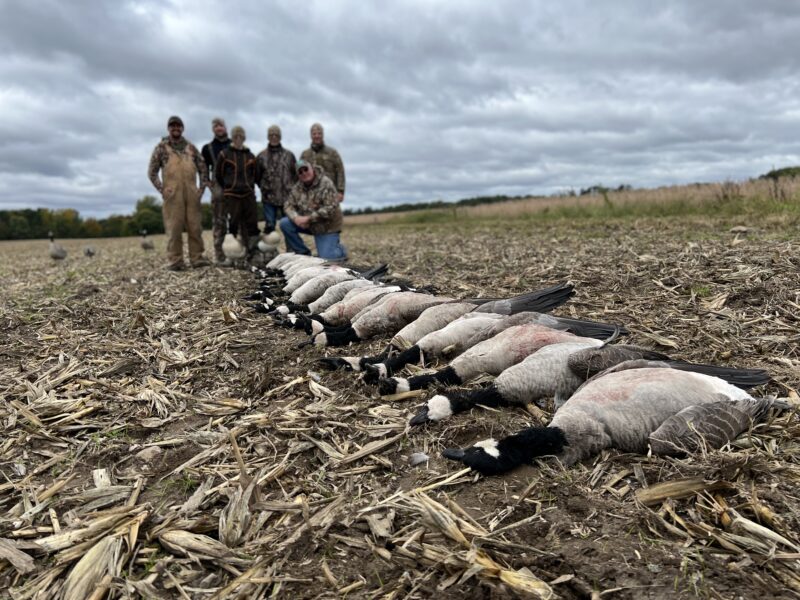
[279,217,347,260]
[262,203,282,232]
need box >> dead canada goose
[140,230,155,251]
[48,232,67,260]
[442,367,784,475]
[410,341,770,425]
[378,317,626,395]
[320,284,578,373]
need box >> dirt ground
[0,216,799,599]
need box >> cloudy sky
[1,0,799,217]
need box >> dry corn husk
[158,529,250,566]
[61,535,122,600]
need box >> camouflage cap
[267,125,281,137]
[211,117,226,128]
[231,125,246,139]
[310,122,324,133]
[296,159,313,172]
[167,115,184,127]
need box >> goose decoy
[48,232,67,260]
[140,229,155,251]
[442,367,783,475]
[222,233,246,260]
[83,246,97,257]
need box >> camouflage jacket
[148,137,208,192]
[300,144,345,194]
[255,145,297,206]
[214,146,259,198]
[284,172,343,234]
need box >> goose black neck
[488,427,567,474]
[324,327,360,347]
[407,366,460,391]
[383,345,422,375]
[449,383,506,415]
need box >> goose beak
[442,448,466,461]
[409,406,430,426]
[296,339,314,349]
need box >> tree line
[0,197,213,240]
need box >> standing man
[148,115,210,270]
[214,126,260,262]
[301,123,345,203]
[201,117,230,264]
[256,125,297,233]
[279,159,347,261]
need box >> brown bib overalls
[161,145,205,266]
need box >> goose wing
[568,345,670,380]
[649,397,788,455]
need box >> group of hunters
[147,116,347,270]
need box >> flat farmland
[1,216,799,599]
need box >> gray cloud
[1,0,799,217]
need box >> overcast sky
[1,0,799,217]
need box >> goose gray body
[284,265,345,293]
[386,323,582,393]
[551,368,753,464]
[496,340,604,407]
[391,302,479,347]
[289,270,358,305]
[308,279,376,314]
[350,292,454,341]
[315,285,402,329]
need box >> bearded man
[300,123,345,203]
[147,115,209,270]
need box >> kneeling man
[279,160,347,261]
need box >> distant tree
[760,166,800,180]
[131,196,164,234]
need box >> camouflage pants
[211,183,226,260]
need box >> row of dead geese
[247,253,788,476]
[47,230,155,260]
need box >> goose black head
[362,362,387,385]
[443,427,568,475]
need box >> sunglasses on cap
[168,122,183,128]
[298,166,310,174]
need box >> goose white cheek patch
[314,333,327,346]
[287,315,298,325]
[395,378,410,393]
[343,357,361,371]
[375,364,387,378]
[427,395,453,421]
[311,320,324,335]
[474,439,500,458]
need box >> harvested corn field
[1,216,799,599]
